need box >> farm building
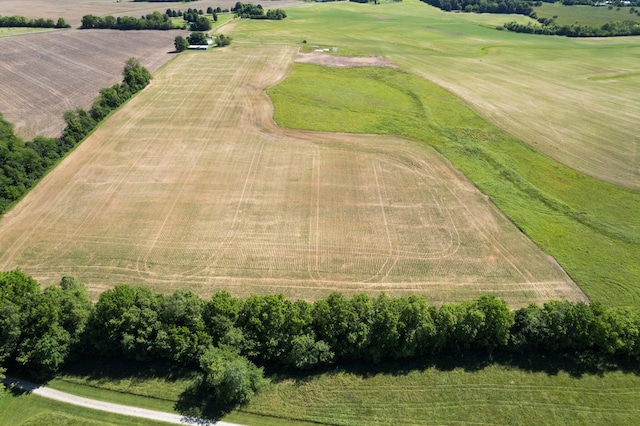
[188,38,213,50]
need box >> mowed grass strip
[224,0,640,190]
[0,43,584,306]
[244,364,640,425]
[49,356,640,426]
[268,63,640,308]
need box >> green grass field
[534,3,640,26]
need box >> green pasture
[245,360,640,425]
[226,0,640,190]
[534,3,640,26]
[46,355,640,425]
[269,63,640,308]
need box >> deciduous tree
[174,35,189,52]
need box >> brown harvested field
[0,43,587,306]
[0,29,186,139]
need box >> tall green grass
[269,64,640,308]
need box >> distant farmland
[0,29,183,139]
[0,0,283,27]
[0,44,585,306]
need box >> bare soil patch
[0,44,586,307]
[296,52,395,68]
[0,29,184,139]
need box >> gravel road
[4,376,242,426]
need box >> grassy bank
[47,354,640,425]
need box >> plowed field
[0,29,185,139]
[0,0,284,27]
[0,44,587,306]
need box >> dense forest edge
[0,59,151,216]
[2,270,640,418]
[501,14,640,35]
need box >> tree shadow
[59,356,199,384]
[174,379,236,421]
[263,350,640,388]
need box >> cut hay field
[0,43,585,307]
[0,29,184,139]
[225,0,640,190]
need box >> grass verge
[46,353,640,425]
[0,388,168,426]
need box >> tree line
[420,0,534,14]
[165,7,230,19]
[501,18,640,36]
[81,9,220,31]
[232,2,287,20]
[0,59,151,216]
[81,12,176,30]
[0,15,70,29]
[3,270,640,406]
